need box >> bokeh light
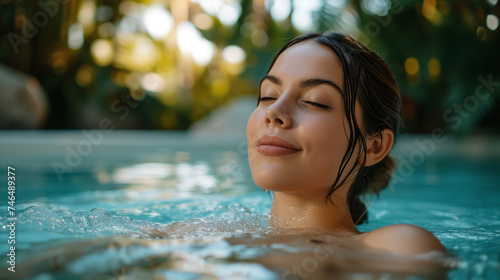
[143,5,174,40]
[361,0,391,16]
[405,57,420,75]
[266,0,291,22]
[195,0,241,26]
[1,0,497,133]
[192,13,214,30]
[222,45,246,64]
[78,1,96,27]
[176,21,215,66]
[97,22,115,38]
[91,39,114,66]
[76,65,94,87]
[486,14,499,31]
[428,58,441,79]
[477,26,487,41]
[67,23,84,50]
[292,0,322,31]
[141,73,167,93]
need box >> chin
[252,173,300,192]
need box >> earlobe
[365,129,394,167]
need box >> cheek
[246,109,259,142]
[306,115,349,152]
[303,119,351,185]
[246,109,261,163]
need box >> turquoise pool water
[0,131,499,279]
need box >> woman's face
[247,40,362,196]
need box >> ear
[365,129,394,167]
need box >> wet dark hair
[259,32,401,224]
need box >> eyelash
[258,97,275,102]
[258,97,330,110]
[304,101,331,110]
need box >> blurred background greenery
[0,0,498,134]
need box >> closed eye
[304,101,330,110]
[258,96,276,103]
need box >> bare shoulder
[359,224,446,255]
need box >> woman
[246,32,445,255]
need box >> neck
[269,189,359,234]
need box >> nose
[265,101,292,128]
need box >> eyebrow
[260,75,343,95]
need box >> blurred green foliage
[0,0,498,134]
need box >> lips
[257,135,301,156]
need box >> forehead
[269,40,343,89]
